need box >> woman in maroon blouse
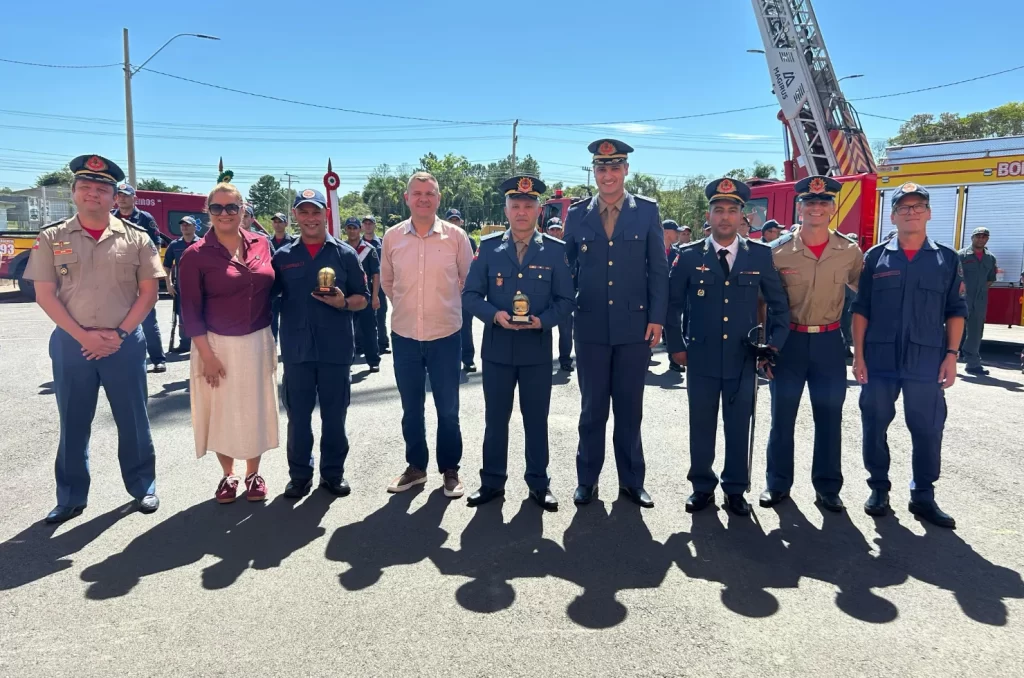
[178,180,278,503]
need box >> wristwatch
[945,349,958,356]
[115,328,130,340]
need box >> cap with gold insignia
[795,174,842,202]
[705,177,750,206]
[70,154,125,186]
[116,182,136,196]
[545,217,563,231]
[588,138,633,165]
[499,175,546,200]
[891,182,930,207]
[293,188,327,208]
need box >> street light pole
[122,29,220,186]
[123,28,137,186]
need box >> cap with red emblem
[499,175,546,200]
[705,177,751,206]
[588,138,633,165]
[293,188,327,208]
[69,154,125,186]
[795,174,842,202]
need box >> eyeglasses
[894,203,929,216]
[208,203,241,216]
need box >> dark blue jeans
[391,330,463,472]
[141,307,165,364]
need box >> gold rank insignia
[496,272,503,287]
[581,243,588,252]
[696,264,710,272]
[697,289,705,297]
[59,265,68,276]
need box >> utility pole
[281,172,298,227]
[510,119,519,175]
[123,29,137,186]
[582,165,592,193]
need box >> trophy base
[313,287,338,296]
[509,315,532,325]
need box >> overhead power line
[0,57,121,69]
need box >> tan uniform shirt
[598,194,625,240]
[24,214,165,329]
[772,226,863,326]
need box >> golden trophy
[315,267,338,296]
[510,292,532,324]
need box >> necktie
[516,241,527,263]
[718,248,731,278]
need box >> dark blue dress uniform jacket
[463,230,576,366]
[271,235,370,365]
[666,237,790,379]
[852,237,967,381]
[562,193,669,345]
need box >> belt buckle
[807,325,821,334]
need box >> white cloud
[592,123,668,135]
[719,133,774,141]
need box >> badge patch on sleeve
[959,281,966,298]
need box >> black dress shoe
[137,494,160,513]
[559,362,574,372]
[816,492,845,512]
[573,484,598,505]
[909,499,956,529]
[724,493,751,516]
[529,487,559,511]
[965,366,990,376]
[620,486,654,508]
[380,347,392,354]
[668,361,685,373]
[369,365,381,373]
[45,504,86,524]
[284,478,313,499]
[685,491,715,513]
[152,362,167,374]
[467,485,504,506]
[758,489,789,508]
[463,362,477,373]
[320,477,351,497]
[864,489,890,516]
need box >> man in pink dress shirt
[381,171,475,498]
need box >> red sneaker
[216,476,239,504]
[246,473,267,502]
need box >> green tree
[749,161,778,179]
[0,186,13,194]
[137,177,186,192]
[338,191,372,222]
[625,172,661,199]
[36,166,74,187]
[247,174,287,217]
[362,164,406,219]
[888,101,1024,145]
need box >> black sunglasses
[209,203,241,216]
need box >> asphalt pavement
[1,291,1022,677]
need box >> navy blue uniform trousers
[50,326,156,506]
[480,361,551,492]
[141,307,165,364]
[575,341,648,487]
[556,315,573,363]
[461,310,475,366]
[376,289,389,351]
[765,329,846,494]
[354,308,380,367]
[687,370,755,496]
[860,377,945,502]
[283,362,352,483]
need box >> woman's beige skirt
[190,326,279,460]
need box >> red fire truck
[0,190,208,300]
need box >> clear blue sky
[2,0,1023,195]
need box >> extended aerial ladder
[750,0,877,180]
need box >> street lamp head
[747,49,766,54]
[192,34,220,40]
[839,74,865,81]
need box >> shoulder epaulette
[480,231,505,242]
[40,219,67,231]
[633,194,658,204]
[568,197,592,210]
[542,233,565,245]
[770,231,794,249]
[120,218,149,234]
[933,240,956,254]
[747,237,771,250]
[680,240,702,249]
[836,231,858,244]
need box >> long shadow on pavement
[431,498,561,613]
[872,514,1024,626]
[79,492,336,598]
[325,486,451,591]
[0,505,132,591]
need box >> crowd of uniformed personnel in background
[24,142,971,532]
